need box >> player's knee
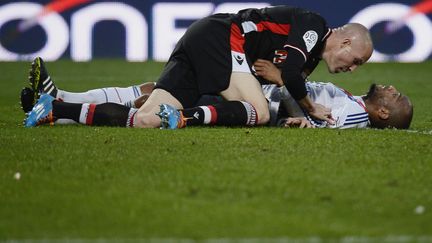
[133,111,160,128]
[256,107,270,125]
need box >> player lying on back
[264,82,413,129]
[22,58,413,129]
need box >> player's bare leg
[133,88,183,128]
[219,72,270,125]
[156,72,270,129]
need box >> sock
[91,104,137,127]
[52,100,82,121]
[56,85,142,105]
[181,101,258,126]
[52,101,137,127]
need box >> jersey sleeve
[280,12,328,100]
[280,51,308,100]
[284,12,328,59]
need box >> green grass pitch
[0,60,431,242]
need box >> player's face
[365,84,409,108]
[325,39,372,74]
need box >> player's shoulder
[262,6,325,24]
[264,6,323,17]
[296,13,328,41]
[295,7,326,22]
[281,7,329,54]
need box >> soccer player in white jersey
[22,58,413,129]
[262,82,413,129]
[252,58,413,129]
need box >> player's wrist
[298,96,315,112]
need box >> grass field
[0,60,431,242]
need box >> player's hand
[133,94,150,108]
[253,59,284,86]
[309,103,335,125]
[284,117,315,128]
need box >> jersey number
[273,50,288,64]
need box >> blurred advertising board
[0,0,431,62]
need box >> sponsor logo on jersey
[234,54,244,65]
[231,50,250,73]
[303,30,318,52]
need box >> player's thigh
[220,72,269,124]
[134,88,183,128]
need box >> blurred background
[0,0,431,62]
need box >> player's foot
[20,87,36,113]
[24,93,56,127]
[29,57,58,100]
[156,104,186,129]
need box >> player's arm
[282,41,332,122]
[282,12,334,124]
[253,57,333,124]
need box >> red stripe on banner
[208,105,218,124]
[230,24,245,53]
[46,0,90,14]
[255,21,291,35]
[412,0,432,14]
[86,104,96,125]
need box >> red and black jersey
[231,6,332,99]
[156,6,331,107]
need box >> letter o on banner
[350,3,432,62]
[0,2,69,61]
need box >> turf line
[4,236,432,243]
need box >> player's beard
[364,84,377,100]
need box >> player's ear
[377,107,389,120]
[341,38,351,48]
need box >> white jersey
[262,82,370,129]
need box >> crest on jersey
[303,30,318,52]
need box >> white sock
[57,85,142,105]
